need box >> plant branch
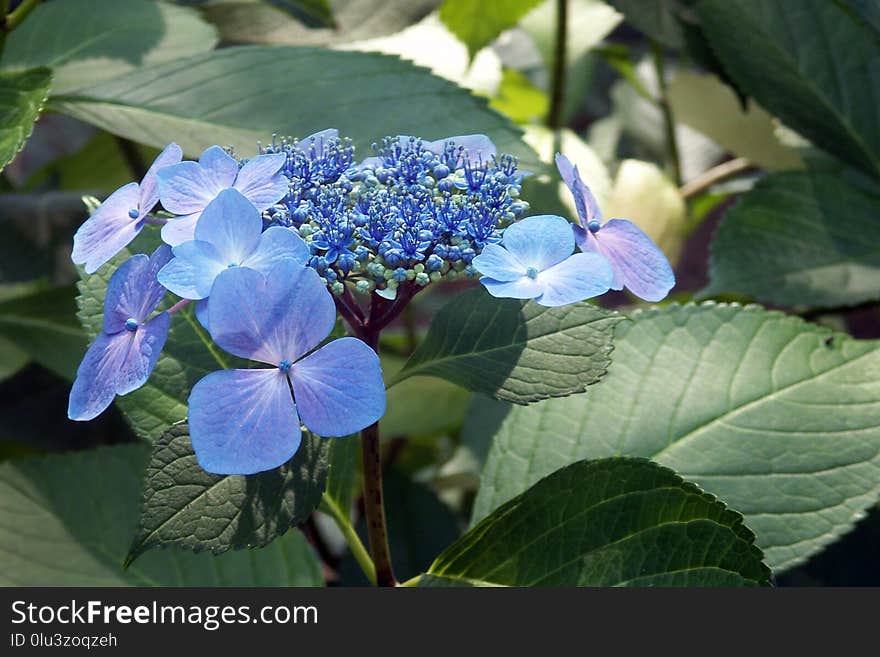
[3,0,38,32]
[321,493,376,585]
[650,40,682,187]
[546,0,568,131]
[680,157,753,200]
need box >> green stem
[651,40,682,186]
[4,0,39,32]
[321,493,376,585]
[398,574,422,587]
[546,0,568,132]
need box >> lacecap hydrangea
[67,129,674,476]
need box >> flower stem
[3,0,39,32]
[546,0,568,132]
[320,493,376,585]
[651,40,682,187]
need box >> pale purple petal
[208,262,335,365]
[555,153,603,228]
[243,227,311,274]
[472,243,526,282]
[194,189,262,265]
[355,155,382,171]
[161,212,201,247]
[501,215,574,270]
[157,146,237,215]
[480,276,543,300]
[68,331,130,421]
[534,252,613,307]
[199,146,239,187]
[115,312,171,395]
[138,143,183,214]
[296,129,339,154]
[428,134,496,161]
[291,337,385,437]
[233,153,289,210]
[188,368,302,475]
[157,241,226,299]
[72,182,141,274]
[586,219,675,302]
[103,245,171,333]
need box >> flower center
[227,263,238,269]
[124,318,139,332]
[588,220,601,233]
[278,359,293,373]
[128,208,140,219]
[525,267,539,280]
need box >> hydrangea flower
[157,145,289,246]
[556,153,675,302]
[188,260,386,475]
[68,246,172,421]
[355,133,497,172]
[72,143,182,273]
[157,188,309,300]
[472,215,613,306]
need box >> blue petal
[427,134,497,161]
[195,298,211,331]
[471,243,525,281]
[160,212,201,247]
[208,261,335,365]
[587,219,675,302]
[157,146,236,215]
[555,153,603,228]
[138,143,182,214]
[290,337,385,437]
[242,226,310,274]
[115,312,171,395]
[157,240,226,299]
[480,276,543,300]
[71,182,141,274]
[199,146,239,185]
[501,215,574,271]
[233,153,289,210]
[188,368,302,475]
[194,189,262,265]
[296,129,339,153]
[103,245,171,333]
[534,252,613,307]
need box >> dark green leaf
[471,303,880,571]
[267,0,336,28]
[128,423,328,561]
[439,0,543,59]
[0,0,217,95]
[394,287,622,404]
[696,0,880,178]
[606,0,688,48]
[0,68,51,172]
[837,0,880,41]
[50,46,540,171]
[427,457,770,586]
[0,335,28,382]
[0,445,323,586]
[321,436,359,517]
[702,172,880,308]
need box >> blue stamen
[128,208,139,219]
[124,318,139,332]
[279,359,293,373]
[588,220,601,233]
[526,267,539,280]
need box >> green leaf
[839,0,880,40]
[128,423,328,561]
[0,334,28,382]
[393,287,622,404]
[489,68,549,125]
[0,445,323,586]
[0,67,51,172]
[439,0,543,59]
[702,172,880,308]
[266,0,336,27]
[606,0,687,48]
[50,46,540,171]
[471,303,880,572]
[696,0,880,178]
[0,284,86,380]
[426,457,770,586]
[321,436,359,516]
[0,0,218,95]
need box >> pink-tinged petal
[157,241,226,300]
[233,153,289,209]
[502,215,574,270]
[194,189,262,264]
[160,212,201,246]
[472,243,526,281]
[534,252,613,307]
[103,246,171,333]
[291,337,385,437]
[587,219,675,302]
[138,143,183,213]
[72,182,141,274]
[480,276,543,300]
[555,153,603,228]
[188,368,302,475]
[208,262,335,365]
[242,226,310,273]
[116,312,171,395]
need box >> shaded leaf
[0,68,51,172]
[439,0,543,59]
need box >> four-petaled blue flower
[188,260,386,475]
[68,246,173,421]
[158,145,290,246]
[72,143,182,273]
[472,215,613,307]
[556,153,675,302]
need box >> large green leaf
[0,0,218,95]
[702,172,880,308]
[426,457,770,586]
[0,284,86,380]
[606,0,687,48]
[128,423,328,562]
[393,287,622,404]
[696,0,880,178]
[439,0,543,59]
[470,303,880,572]
[50,46,539,170]
[0,445,323,586]
[0,68,51,172]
